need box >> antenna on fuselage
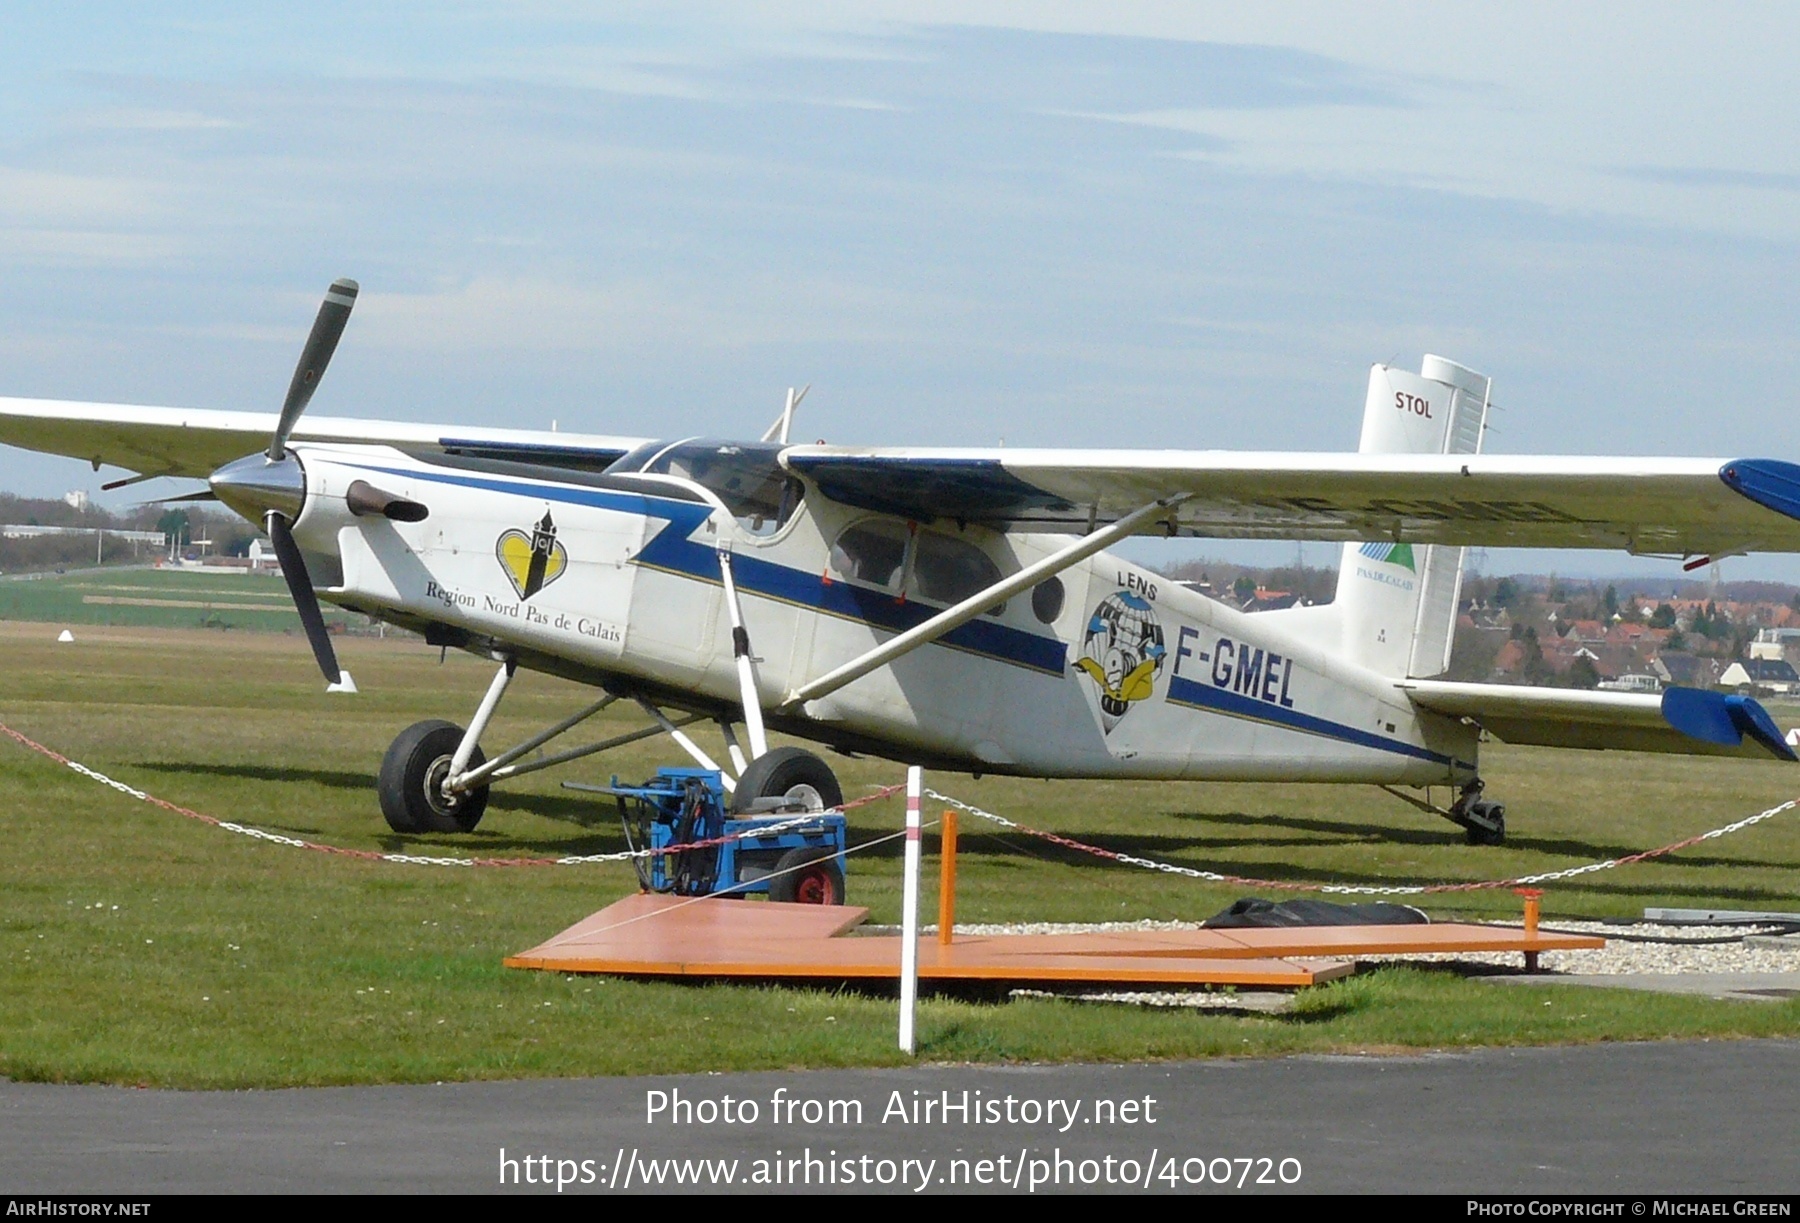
[760,384,810,444]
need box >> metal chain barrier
[924,787,1800,895]
[0,720,901,868]
[10,714,1793,891]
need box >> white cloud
[75,107,245,132]
[0,228,185,267]
[353,274,954,352]
[0,167,173,225]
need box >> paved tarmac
[1484,972,1800,1003]
[2,1039,1796,1195]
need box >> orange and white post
[899,765,922,1054]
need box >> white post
[899,765,922,1055]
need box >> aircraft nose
[210,452,305,523]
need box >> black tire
[1462,800,1506,847]
[378,719,490,834]
[768,847,846,905]
[729,746,842,814]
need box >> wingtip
[1720,458,1800,523]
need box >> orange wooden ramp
[505,894,1604,989]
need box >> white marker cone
[56,630,74,643]
[326,670,358,694]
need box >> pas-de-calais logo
[1072,591,1166,734]
[1358,540,1416,572]
[496,511,568,600]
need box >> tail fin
[1332,355,1490,677]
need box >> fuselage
[276,439,1480,785]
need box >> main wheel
[729,746,842,814]
[378,719,490,834]
[1462,799,1506,846]
[768,847,846,905]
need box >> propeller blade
[265,512,343,687]
[270,278,359,461]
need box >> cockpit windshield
[603,439,803,537]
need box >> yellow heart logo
[495,513,567,600]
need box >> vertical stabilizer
[1332,355,1490,677]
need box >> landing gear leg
[1448,779,1506,846]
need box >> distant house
[1654,653,1726,689]
[1565,619,1608,645]
[1719,658,1800,694]
[1247,587,1304,612]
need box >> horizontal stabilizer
[1401,680,1798,762]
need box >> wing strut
[637,697,737,791]
[780,495,1187,711]
[717,545,770,760]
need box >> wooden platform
[504,894,1605,989]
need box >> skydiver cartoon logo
[1073,590,1166,734]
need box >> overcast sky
[4,4,1798,581]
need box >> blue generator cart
[599,767,848,904]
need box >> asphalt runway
[1,1039,1794,1195]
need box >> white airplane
[3,279,1797,847]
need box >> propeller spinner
[209,278,360,693]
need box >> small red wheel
[770,848,845,905]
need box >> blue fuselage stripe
[361,463,1068,674]
[1166,674,1453,765]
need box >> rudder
[1331,355,1490,677]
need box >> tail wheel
[378,719,490,834]
[729,746,842,814]
[769,847,845,905]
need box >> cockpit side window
[608,440,803,537]
[603,439,672,475]
[828,520,911,590]
[913,530,1006,613]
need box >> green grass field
[0,565,359,632]
[0,622,1796,1087]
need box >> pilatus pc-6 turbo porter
[4,279,1799,846]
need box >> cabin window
[828,520,911,590]
[913,530,1005,614]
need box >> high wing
[1402,680,1798,762]
[0,396,650,481]
[783,447,1800,557]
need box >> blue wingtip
[1721,458,1800,523]
[1725,694,1799,761]
[1662,686,1798,761]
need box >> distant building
[1598,673,1662,693]
[1247,587,1304,612]
[1654,653,1726,689]
[1719,658,1800,694]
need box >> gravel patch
[1359,921,1800,976]
[906,918,1800,976]
[903,918,1800,1009]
